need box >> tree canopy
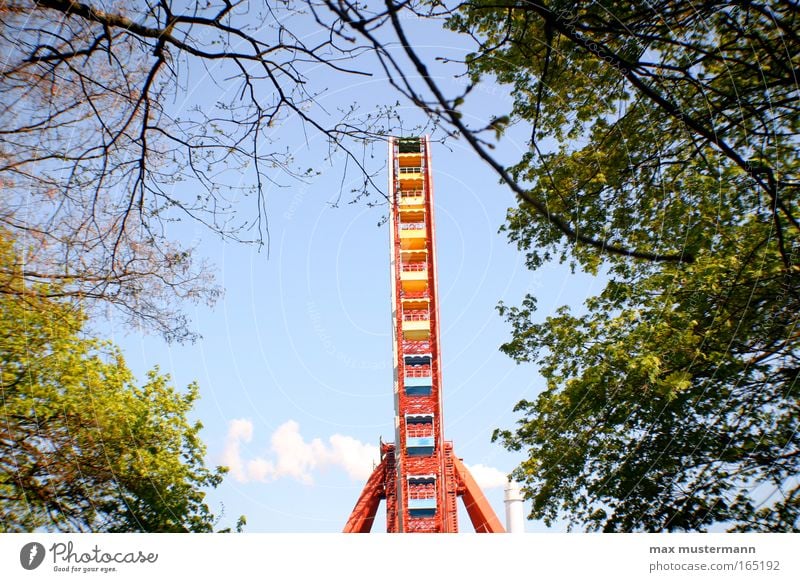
[445,0,799,531]
[0,229,226,532]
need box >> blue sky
[108,132,604,532]
[102,13,606,533]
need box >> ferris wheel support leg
[343,459,386,533]
[453,455,507,533]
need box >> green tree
[0,230,227,532]
[438,0,799,531]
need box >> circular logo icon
[20,542,46,570]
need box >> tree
[321,0,799,530]
[495,237,798,531]
[441,1,798,531]
[0,228,227,532]
[0,0,393,341]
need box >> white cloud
[222,419,507,490]
[466,463,509,489]
[327,434,380,481]
[245,457,274,482]
[221,418,254,482]
[222,419,380,484]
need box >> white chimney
[504,480,525,533]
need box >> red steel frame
[344,136,504,533]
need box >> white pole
[504,480,525,533]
